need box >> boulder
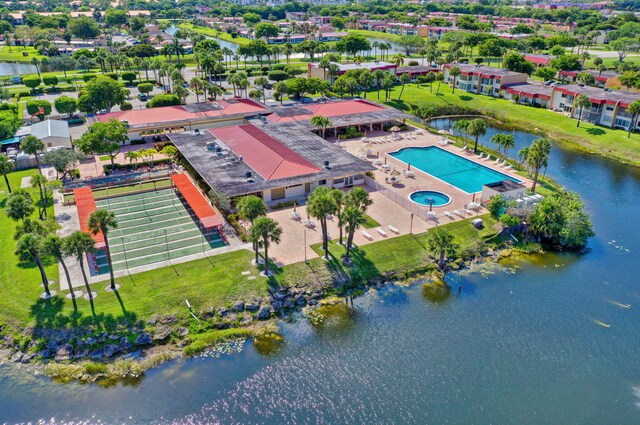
[102,344,120,358]
[271,300,283,311]
[20,353,36,363]
[311,291,323,300]
[153,327,172,341]
[146,316,159,325]
[134,332,152,346]
[308,299,319,306]
[176,327,189,338]
[215,321,230,330]
[118,337,132,351]
[295,295,307,306]
[84,337,97,346]
[89,348,104,360]
[0,349,12,360]
[74,349,89,359]
[273,291,286,301]
[159,314,177,325]
[240,315,254,325]
[231,301,245,312]
[10,351,23,362]
[245,303,260,312]
[54,344,73,361]
[202,306,216,319]
[217,307,229,317]
[108,334,120,341]
[223,313,238,323]
[283,298,295,309]
[256,307,271,320]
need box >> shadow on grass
[586,127,606,136]
[386,99,410,112]
[458,95,473,101]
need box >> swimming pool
[389,146,520,193]
[409,191,451,207]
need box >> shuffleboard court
[93,188,224,274]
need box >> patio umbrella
[407,163,411,171]
[390,126,401,132]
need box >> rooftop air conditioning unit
[194,128,200,135]
[323,160,331,169]
[245,171,254,182]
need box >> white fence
[364,176,438,224]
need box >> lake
[2,121,640,424]
[0,62,37,76]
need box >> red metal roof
[96,99,267,127]
[208,124,321,180]
[74,187,105,248]
[267,100,384,123]
[170,173,223,229]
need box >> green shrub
[339,126,364,140]
[120,102,133,111]
[227,213,249,242]
[271,200,296,210]
[268,70,288,82]
[82,74,97,82]
[22,74,41,90]
[500,213,521,227]
[106,72,119,81]
[147,93,180,108]
[137,82,154,94]
[272,64,287,71]
[121,71,138,84]
[408,60,419,66]
[42,75,58,87]
[84,362,108,375]
[26,99,52,119]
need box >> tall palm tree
[237,195,267,265]
[250,217,282,276]
[330,189,345,245]
[16,233,54,298]
[43,235,76,299]
[449,66,461,94]
[526,138,552,194]
[467,118,487,153]
[626,99,640,138]
[190,77,204,103]
[397,73,411,100]
[310,115,332,138]
[393,53,405,67]
[0,153,14,193]
[307,186,337,260]
[31,172,48,219]
[88,209,118,290]
[31,58,41,78]
[426,228,459,271]
[65,231,97,300]
[19,135,45,171]
[343,206,366,262]
[573,94,591,128]
[358,70,374,99]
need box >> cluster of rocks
[198,299,270,329]
[269,287,324,315]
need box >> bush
[121,71,138,85]
[268,70,288,82]
[418,104,484,120]
[339,126,364,140]
[227,213,249,242]
[120,102,133,111]
[272,64,287,71]
[82,74,97,82]
[22,74,41,90]
[147,94,180,108]
[103,157,170,174]
[42,75,58,87]
[26,99,52,119]
[499,213,521,227]
[70,168,80,179]
[106,72,119,81]
[137,82,153,94]
[261,65,270,72]
[408,60,419,66]
[271,200,296,210]
[84,362,108,375]
[129,139,146,145]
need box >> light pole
[409,213,414,235]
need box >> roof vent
[206,141,216,151]
[194,128,200,135]
[323,160,331,169]
[244,171,254,182]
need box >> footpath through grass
[379,83,640,167]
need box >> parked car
[138,93,148,101]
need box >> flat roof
[396,65,439,74]
[560,68,620,80]
[553,84,640,107]
[96,99,268,129]
[503,83,553,99]
[168,122,374,197]
[484,180,526,192]
[445,63,525,78]
[31,119,70,139]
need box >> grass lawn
[0,46,46,63]
[379,83,640,166]
[0,169,58,327]
[347,29,403,43]
[178,23,251,47]
[275,215,499,289]
[362,214,381,229]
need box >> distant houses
[308,61,438,83]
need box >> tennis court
[93,188,225,274]
[389,146,520,193]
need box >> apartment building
[443,64,528,97]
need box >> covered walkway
[170,173,223,230]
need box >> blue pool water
[390,146,520,193]
[409,190,451,207]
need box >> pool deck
[263,127,531,266]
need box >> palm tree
[426,228,459,271]
[358,70,374,99]
[467,118,487,153]
[424,71,436,93]
[190,77,204,103]
[393,53,405,67]
[343,205,366,263]
[16,233,54,298]
[517,146,530,169]
[65,231,97,300]
[327,63,340,84]
[31,58,41,78]
[19,135,45,171]
[449,66,461,94]
[435,72,444,94]
[330,189,345,245]
[250,217,282,276]
[310,115,332,138]
[345,186,373,212]
[254,76,270,103]
[88,209,118,290]
[307,186,337,260]
[43,235,77,299]
[0,153,14,193]
[6,190,34,221]
[626,99,640,138]
[526,138,552,194]
[397,73,411,100]
[491,133,515,159]
[237,195,268,265]
[573,94,591,128]
[31,172,48,219]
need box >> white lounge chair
[464,208,473,215]
[454,210,465,218]
[304,219,315,228]
[444,211,454,219]
[494,157,501,164]
[388,225,400,234]
[361,230,373,240]
[404,170,415,178]
[291,211,301,221]
[376,227,388,237]
[426,212,437,220]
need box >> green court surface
[94,189,225,274]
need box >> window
[606,105,614,111]
[319,179,327,185]
[333,177,344,184]
[286,184,302,189]
[354,174,364,180]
